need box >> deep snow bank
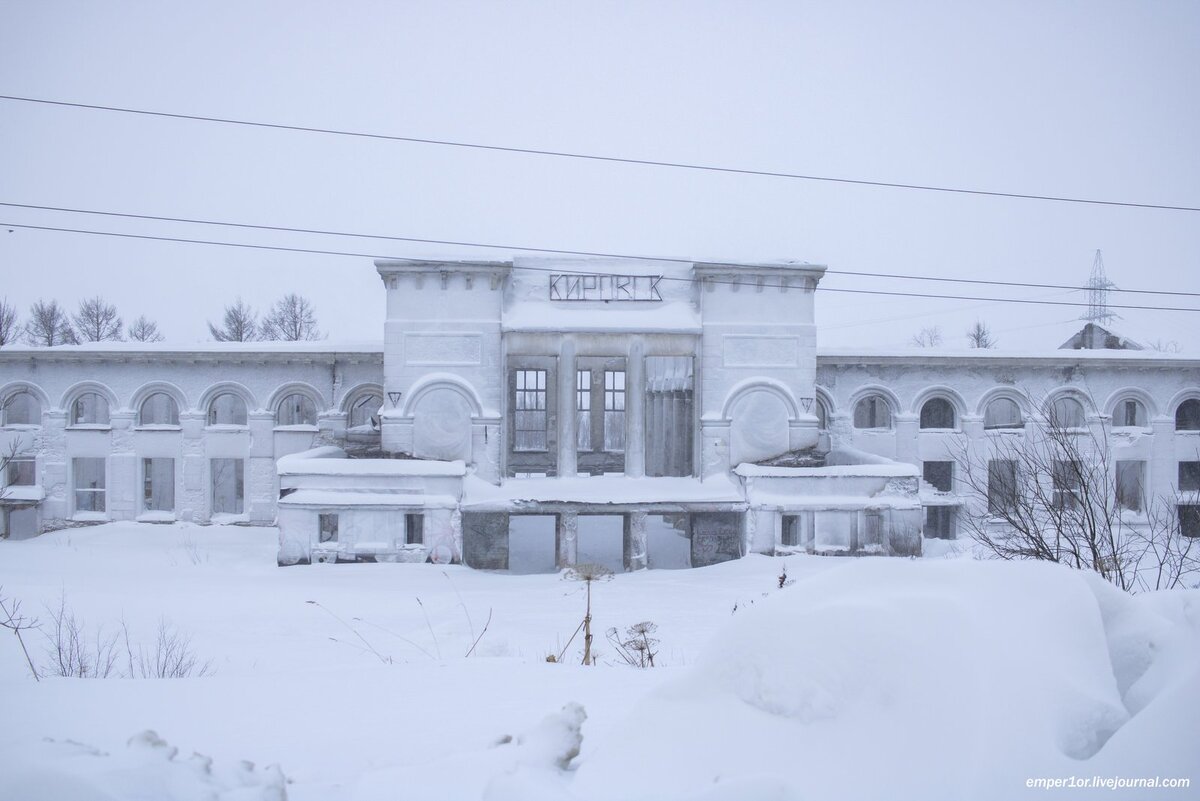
[571,559,1199,801]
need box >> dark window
[348,393,382,431]
[1177,399,1200,431]
[1180,505,1200,538]
[1180,462,1200,493]
[924,506,956,539]
[988,460,1018,515]
[1052,460,1081,511]
[920,398,955,429]
[923,461,953,493]
[142,457,175,512]
[984,397,1023,429]
[816,399,828,431]
[405,513,424,546]
[782,515,799,547]
[139,392,179,426]
[6,457,35,486]
[318,513,338,543]
[1117,399,1146,428]
[853,396,891,429]
[514,369,548,451]
[1116,461,1145,512]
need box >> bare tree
[23,299,78,346]
[127,315,165,342]
[73,296,124,342]
[0,588,40,681]
[954,392,1199,591]
[0,299,18,346]
[1146,339,1181,353]
[911,325,943,348]
[208,298,260,342]
[260,293,321,341]
[966,320,997,349]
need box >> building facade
[2,257,1199,571]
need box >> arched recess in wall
[814,386,835,431]
[341,382,385,432]
[267,382,326,428]
[1044,388,1093,430]
[911,386,967,430]
[198,382,257,427]
[1103,387,1156,428]
[722,379,799,465]
[60,381,119,426]
[403,375,483,462]
[1167,389,1200,431]
[130,381,187,427]
[847,385,901,431]
[1,381,49,427]
[977,387,1028,430]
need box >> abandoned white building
[2,256,1199,572]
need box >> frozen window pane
[139,392,179,426]
[349,394,382,430]
[319,513,338,543]
[1052,460,1081,511]
[1116,461,1144,512]
[1180,462,1200,493]
[142,457,175,512]
[209,393,247,426]
[1118,399,1146,428]
[6,458,35,486]
[1180,505,1200,538]
[988,460,1017,515]
[405,513,424,545]
[3,391,41,426]
[984,398,1023,429]
[211,459,244,515]
[603,370,625,452]
[277,393,316,426]
[73,457,106,513]
[513,370,547,452]
[853,396,891,429]
[1049,397,1086,429]
[73,392,110,425]
[577,370,592,451]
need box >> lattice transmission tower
[1081,249,1118,324]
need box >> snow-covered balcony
[735,449,922,556]
[275,446,466,565]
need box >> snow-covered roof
[277,455,466,478]
[0,340,383,358]
[735,463,919,478]
[279,490,458,508]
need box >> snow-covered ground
[0,523,1197,800]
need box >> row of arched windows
[826,394,1200,432]
[1,388,383,429]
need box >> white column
[626,336,645,477]
[558,336,577,477]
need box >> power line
[3,201,1198,299]
[2,94,1198,214]
[6,220,1200,314]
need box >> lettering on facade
[549,274,663,302]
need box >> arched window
[984,398,1023,430]
[1114,398,1147,428]
[208,393,247,426]
[816,399,829,431]
[348,393,382,431]
[72,392,110,426]
[1177,399,1200,431]
[2,391,41,426]
[276,393,317,427]
[919,397,956,429]
[1049,397,1086,429]
[853,395,892,429]
[139,392,179,426]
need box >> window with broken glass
[405,513,424,545]
[72,392,110,426]
[1115,399,1147,428]
[73,457,106,513]
[576,357,626,475]
[603,370,626,453]
[576,370,592,452]
[1052,460,1082,511]
[923,461,953,493]
[211,459,244,515]
[6,457,35,486]
[988,460,1018,515]
[1180,461,1200,493]
[142,457,175,513]
[318,513,338,543]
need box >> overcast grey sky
[2,1,1197,350]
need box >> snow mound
[572,559,1200,801]
[0,730,287,801]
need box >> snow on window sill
[135,424,182,432]
[72,512,109,522]
[210,513,248,524]
[1,423,41,431]
[205,425,249,433]
[67,424,112,432]
[918,428,960,434]
[273,424,319,432]
[138,511,176,522]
